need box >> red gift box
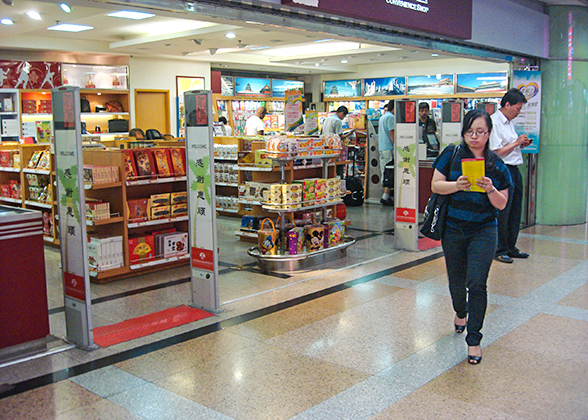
[128,235,155,263]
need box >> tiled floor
[1,205,588,419]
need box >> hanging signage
[284,89,304,133]
[0,61,62,89]
[52,86,94,349]
[272,79,304,98]
[282,0,472,40]
[394,100,419,251]
[364,77,406,96]
[512,70,541,154]
[184,90,220,311]
[408,74,454,95]
[456,72,508,94]
[235,77,271,97]
[305,110,319,135]
[323,79,361,98]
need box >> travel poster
[221,76,234,96]
[323,79,361,98]
[364,77,406,96]
[456,72,508,93]
[512,70,541,154]
[272,79,304,98]
[284,89,304,133]
[407,74,454,95]
[235,77,271,97]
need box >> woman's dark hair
[219,116,227,124]
[460,109,498,171]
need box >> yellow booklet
[461,158,485,192]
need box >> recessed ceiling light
[314,38,334,43]
[47,23,93,32]
[341,59,348,63]
[226,32,236,38]
[315,63,320,67]
[26,11,42,20]
[1,18,14,25]
[432,53,439,57]
[60,3,71,13]
[107,10,155,20]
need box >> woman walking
[431,109,512,365]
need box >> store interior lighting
[107,10,155,20]
[60,3,71,13]
[26,11,42,20]
[47,23,93,32]
[1,18,14,25]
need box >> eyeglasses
[464,130,489,137]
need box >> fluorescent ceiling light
[27,11,42,20]
[250,46,270,50]
[48,23,93,32]
[314,38,334,43]
[431,53,439,57]
[60,3,71,13]
[1,18,14,25]
[107,10,155,20]
[225,32,236,38]
[341,59,348,63]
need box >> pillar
[537,6,588,225]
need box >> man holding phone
[490,88,532,263]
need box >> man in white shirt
[245,107,267,136]
[378,101,395,206]
[321,106,348,135]
[489,88,532,264]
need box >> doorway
[134,89,171,136]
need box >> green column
[538,6,588,225]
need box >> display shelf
[214,157,238,162]
[23,168,51,175]
[236,165,278,172]
[0,167,20,173]
[235,230,257,239]
[216,182,238,187]
[0,196,21,204]
[129,252,190,270]
[84,181,123,190]
[262,198,343,212]
[216,207,239,213]
[127,215,188,229]
[86,216,124,226]
[126,176,187,186]
[238,199,263,206]
[89,266,130,279]
[24,200,52,209]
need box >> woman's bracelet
[487,187,496,195]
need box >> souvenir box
[128,235,156,263]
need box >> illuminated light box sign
[282,0,472,40]
[456,72,508,93]
[364,77,406,96]
[407,74,454,95]
[272,79,304,98]
[323,79,361,98]
[235,77,271,97]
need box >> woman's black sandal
[468,355,482,365]
[454,317,466,333]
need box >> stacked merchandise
[247,205,347,256]
[129,228,188,265]
[87,235,124,271]
[26,173,51,204]
[0,149,19,168]
[126,191,188,223]
[83,165,120,185]
[85,198,110,221]
[263,177,342,209]
[27,149,51,171]
[42,211,53,237]
[38,99,52,114]
[123,148,186,181]
[22,99,37,114]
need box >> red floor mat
[418,237,442,251]
[93,305,215,347]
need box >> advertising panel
[512,70,541,154]
[235,77,271,97]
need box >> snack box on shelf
[128,235,156,263]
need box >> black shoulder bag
[420,145,459,241]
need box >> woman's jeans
[442,223,497,346]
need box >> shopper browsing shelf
[489,88,532,264]
[378,101,395,206]
[321,106,348,136]
[245,106,267,136]
[431,109,512,365]
[219,116,232,136]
